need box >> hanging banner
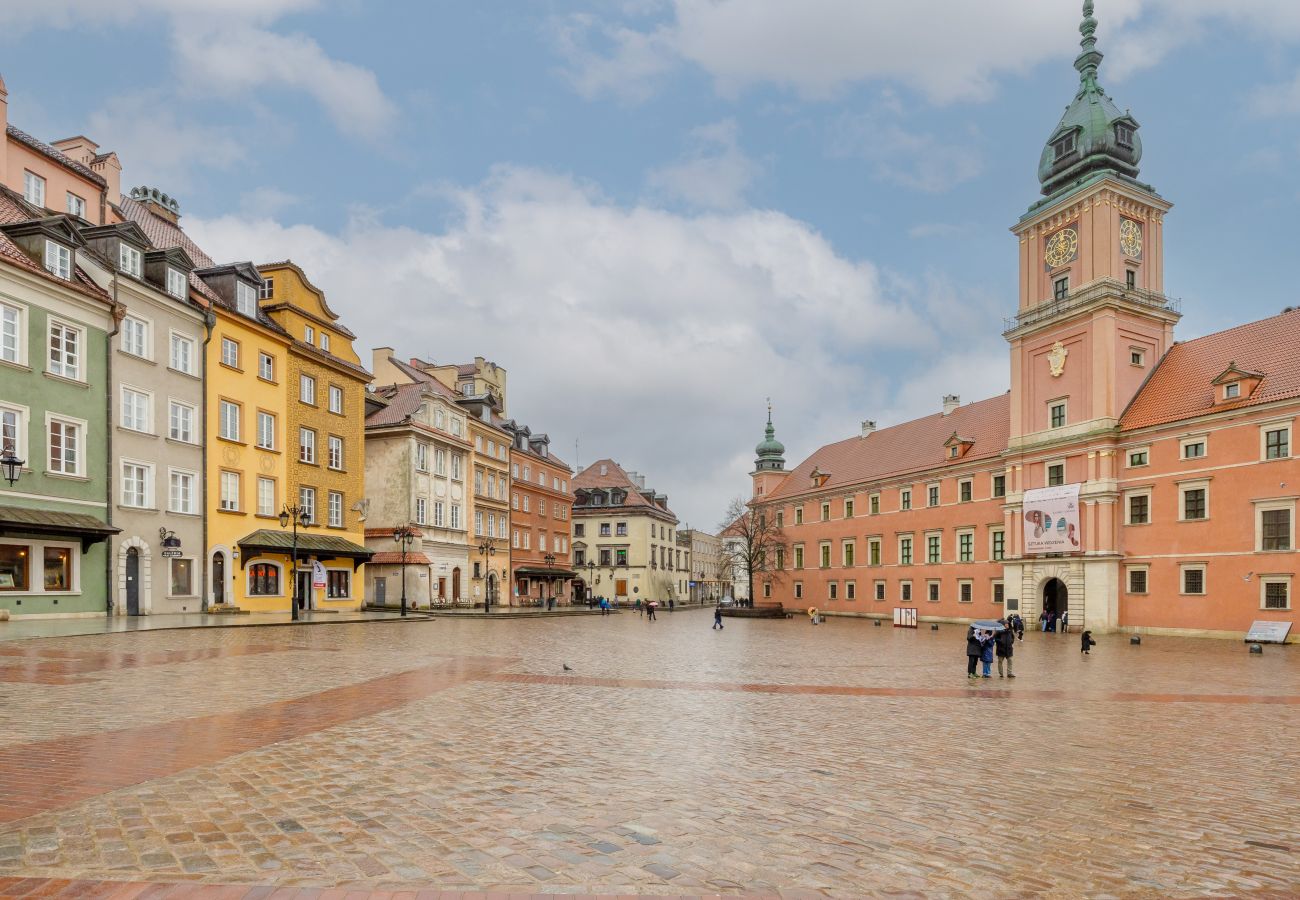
[1023,483,1082,554]
[312,561,327,588]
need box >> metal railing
[1004,278,1181,333]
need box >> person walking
[635,597,643,617]
[668,597,674,613]
[1012,613,1025,641]
[995,621,1016,678]
[713,606,724,629]
[966,626,982,680]
[647,599,657,621]
[1059,609,1069,633]
[1081,629,1096,654]
[1039,609,1049,633]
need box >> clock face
[1119,218,1143,258]
[1044,227,1079,269]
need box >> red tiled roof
[0,189,112,304]
[1121,308,1300,429]
[765,393,1011,502]
[573,458,677,519]
[5,125,106,187]
[366,381,434,427]
[116,195,223,306]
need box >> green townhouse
[0,186,119,617]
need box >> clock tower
[1005,0,1180,446]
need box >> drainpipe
[105,273,125,617]
[200,308,215,611]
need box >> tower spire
[754,399,785,472]
[1075,0,1102,87]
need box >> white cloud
[646,119,763,209]
[1,0,320,32]
[551,13,679,103]
[829,113,982,193]
[186,166,993,527]
[85,94,247,190]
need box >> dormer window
[259,278,274,300]
[1116,123,1135,149]
[119,243,143,277]
[1224,382,1240,400]
[235,281,257,316]
[44,241,71,280]
[1052,132,1076,161]
[166,267,187,299]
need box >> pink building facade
[750,7,1298,639]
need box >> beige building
[677,528,723,604]
[572,459,683,606]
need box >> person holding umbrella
[965,625,983,680]
[995,618,1016,678]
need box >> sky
[6,0,1300,531]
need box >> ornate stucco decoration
[1047,341,1069,377]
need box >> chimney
[128,186,179,225]
[860,420,876,437]
[0,73,9,186]
[90,153,121,214]
[943,395,960,415]
[371,346,394,378]
[51,136,99,166]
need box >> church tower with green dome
[751,403,788,500]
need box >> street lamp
[394,526,416,617]
[585,559,595,603]
[278,504,312,621]
[543,552,556,607]
[0,445,24,487]
[477,539,495,613]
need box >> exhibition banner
[1023,483,1082,554]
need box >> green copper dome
[1038,1,1142,197]
[754,405,785,471]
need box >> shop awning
[237,529,374,571]
[513,566,578,579]
[0,505,119,551]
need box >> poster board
[1245,620,1292,644]
[1023,483,1082,554]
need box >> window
[1127,449,1148,467]
[820,502,831,522]
[121,388,150,432]
[475,510,484,536]
[1181,438,1206,460]
[522,494,530,512]
[1054,276,1069,300]
[121,462,149,507]
[959,581,973,604]
[434,501,445,527]
[774,547,785,569]
[66,192,86,218]
[928,485,939,507]
[868,538,881,567]
[257,477,275,516]
[899,536,913,566]
[23,171,45,206]
[248,562,281,596]
[794,506,804,525]
[1047,463,1065,487]
[119,243,142,277]
[0,406,22,463]
[793,545,804,569]
[992,582,1005,605]
[958,531,973,562]
[298,487,316,524]
[220,471,240,511]
[259,278,274,300]
[845,581,856,601]
[415,443,429,472]
[959,480,972,503]
[1264,426,1290,460]
[451,454,462,480]
[1050,401,1066,429]
[828,582,838,601]
[328,491,343,528]
[166,267,187,299]
[298,428,316,464]
[1181,565,1206,596]
[1259,507,1293,552]
[48,321,80,379]
[258,352,274,381]
[901,581,913,602]
[901,489,911,511]
[304,325,315,344]
[121,317,147,357]
[1130,348,1145,367]
[842,541,855,567]
[1180,484,1208,521]
[616,548,629,566]
[220,338,239,369]
[874,581,886,601]
[992,475,1006,498]
[168,401,195,443]
[415,497,427,525]
[1261,577,1291,610]
[235,281,257,316]
[1052,132,1076,160]
[43,240,72,280]
[820,543,831,569]
[299,374,316,405]
[926,533,941,564]
[991,529,1005,562]
[328,435,343,470]
[1116,123,1134,148]
[0,302,19,364]
[326,570,350,599]
[219,400,240,441]
[793,581,803,600]
[169,333,195,374]
[869,494,880,515]
[1126,269,1136,290]
[927,581,940,603]
[320,333,330,352]
[1224,382,1240,400]
[169,558,194,596]
[169,470,195,514]
[328,385,343,414]
[450,505,461,529]
[1126,491,1150,525]
[256,411,275,450]
[48,418,81,475]
[616,522,627,537]
[844,498,854,518]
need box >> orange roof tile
[573,458,678,520]
[1121,308,1300,429]
[765,393,1011,502]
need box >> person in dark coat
[979,632,994,677]
[1081,630,1096,654]
[995,621,1016,678]
[966,626,982,679]
[713,606,724,630]
[1012,614,1025,641]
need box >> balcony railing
[1003,278,1181,333]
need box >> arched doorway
[1043,578,1067,630]
[125,548,141,615]
[212,551,227,606]
[486,571,498,610]
[451,567,461,602]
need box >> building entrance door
[296,571,313,611]
[615,578,628,598]
[1043,578,1067,630]
[374,577,386,605]
[212,552,226,606]
[125,548,140,615]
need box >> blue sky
[6,0,1300,528]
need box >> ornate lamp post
[543,552,556,607]
[477,539,495,613]
[278,504,312,621]
[394,526,416,617]
[585,559,595,603]
[0,445,24,487]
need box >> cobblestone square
[0,611,1296,898]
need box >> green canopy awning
[237,529,374,571]
[0,505,119,551]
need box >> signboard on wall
[1023,483,1082,554]
[1245,621,1292,644]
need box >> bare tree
[718,496,788,606]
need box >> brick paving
[0,611,1296,897]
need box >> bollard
[1130,634,1141,645]
[1249,643,1263,655]
[873,619,882,627]
[930,623,939,631]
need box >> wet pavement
[0,610,423,643]
[0,609,1296,898]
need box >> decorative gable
[809,467,831,488]
[943,431,975,459]
[1211,361,1263,404]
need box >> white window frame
[0,402,29,467]
[1179,563,1207,596]
[1048,398,1067,429]
[415,442,429,472]
[328,491,344,528]
[898,534,913,566]
[1255,499,1295,553]
[235,280,258,316]
[989,527,1006,562]
[925,530,943,564]
[46,413,85,477]
[328,434,344,470]
[320,332,330,352]
[169,331,196,375]
[1045,459,1066,487]
[1126,446,1149,468]
[120,386,152,433]
[958,478,973,503]
[1177,479,1210,522]
[1180,435,1208,461]
[258,352,274,381]
[926,579,941,603]
[1260,575,1291,611]
[328,384,343,415]
[304,325,315,344]
[956,528,975,563]
[168,399,195,443]
[957,579,974,604]
[219,470,241,511]
[298,487,316,524]
[900,580,912,602]
[218,399,240,442]
[220,337,239,369]
[66,192,86,218]
[47,319,82,380]
[257,476,276,517]
[166,267,187,299]
[299,373,316,405]
[120,459,153,508]
[119,243,143,277]
[926,482,940,507]
[44,241,71,280]
[120,316,149,358]
[434,501,445,527]
[23,170,45,206]
[991,579,1004,605]
[1260,420,1292,461]
[1124,488,1152,526]
[299,427,316,464]
[0,300,23,366]
[252,410,274,450]
[416,497,428,526]
[1223,382,1240,400]
[168,468,197,515]
[900,488,912,511]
